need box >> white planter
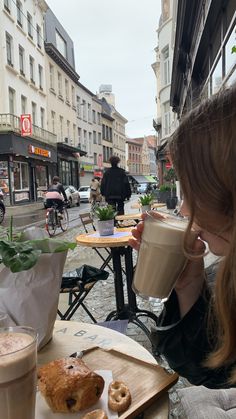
[97,219,114,236]
[141,205,151,213]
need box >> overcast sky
[46,0,161,138]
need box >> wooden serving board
[82,347,178,419]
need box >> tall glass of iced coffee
[0,326,37,419]
[132,212,195,300]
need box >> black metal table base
[105,246,159,343]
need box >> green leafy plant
[139,194,154,206]
[0,217,76,273]
[159,184,171,192]
[94,205,117,221]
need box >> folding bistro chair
[79,212,114,273]
[57,265,109,321]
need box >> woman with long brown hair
[130,84,236,388]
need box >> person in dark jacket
[129,84,236,389]
[101,155,131,215]
[45,176,67,215]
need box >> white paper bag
[0,251,67,349]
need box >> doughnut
[82,409,108,419]
[108,380,131,413]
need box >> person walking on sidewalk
[101,155,131,215]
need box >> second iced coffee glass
[132,212,193,301]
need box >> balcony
[0,113,57,145]
[153,117,161,132]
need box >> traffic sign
[20,114,32,137]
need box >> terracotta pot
[97,219,114,236]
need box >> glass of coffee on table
[0,326,37,419]
[132,212,196,301]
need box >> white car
[78,185,90,202]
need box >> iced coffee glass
[0,326,37,419]
[132,212,195,300]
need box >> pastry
[82,409,108,419]
[108,380,131,413]
[38,357,104,413]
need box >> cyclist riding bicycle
[45,176,67,218]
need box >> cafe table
[76,228,158,341]
[38,320,176,418]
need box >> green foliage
[94,205,117,221]
[164,168,177,183]
[139,194,154,205]
[232,45,236,54]
[0,216,76,273]
[159,184,171,192]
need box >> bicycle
[45,203,69,236]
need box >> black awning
[129,175,149,184]
[56,142,87,156]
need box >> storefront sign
[20,114,32,137]
[28,145,51,158]
[94,171,103,178]
[81,163,94,172]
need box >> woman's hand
[129,211,167,251]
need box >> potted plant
[139,194,154,213]
[163,168,178,209]
[159,184,171,203]
[94,205,117,236]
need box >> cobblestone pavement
[57,199,217,418]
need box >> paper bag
[0,251,67,349]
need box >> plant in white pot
[94,205,117,236]
[139,194,154,213]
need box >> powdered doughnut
[108,380,131,413]
[82,409,108,419]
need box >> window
[6,32,13,66]
[4,0,10,13]
[83,130,87,150]
[94,153,97,165]
[88,132,92,155]
[92,110,96,123]
[78,127,81,144]
[19,45,25,75]
[21,95,27,114]
[40,107,45,129]
[163,102,171,136]
[31,102,37,125]
[97,112,101,124]
[58,72,62,96]
[66,120,70,139]
[51,111,55,134]
[76,96,81,116]
[36,24,42,49]
[225,24,236,77]
[13,162,29,190]
[59,116,63,141]
[82,100,86,120]
[212,56,222,95]
[38,64,43,89]
[55,30,67,58]
[73,124,76,142]
[16,0,23,27]
[8,87,15,114]
[29,56,35,83]
[98,132,102,145]
[88,103,91,122]
[71,86,75,107]
[49,64,54,90]
[65,79,69,102]
[162,46,170,85]
[27,12,33,39]
[93,131,97,144]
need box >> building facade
[126,136,158,186]
[0,0,58,205]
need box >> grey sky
[46,0,161,138]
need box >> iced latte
[0,326,37,419]
[133,213,195,300]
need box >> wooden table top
[115,213,142,221]
[38,320,170,419]
[76,227,133,248]
[131,202,166,210]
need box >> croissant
[38,357,105,413]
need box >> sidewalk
[3,202,45,228]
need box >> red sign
[94,171,103,178]
[21,114,32,137]
[28,145,51,158]
[165,162,172,169]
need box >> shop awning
[129,175,149,184]
[144,176,157,183]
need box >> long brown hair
[169,85,236,381]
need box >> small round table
[38,320,171,419]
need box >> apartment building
[44,8,82,188]
[126,136,158,185]
[0,0,58,205]
[76,82,102,186]
[152,0,178,184]
[98,97,114,171]
[171,0,236,116]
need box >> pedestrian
[129,84,236,390]
[45,176,67,217]
[100,155,131,215]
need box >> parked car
[137,183,148,194]
[78,185,90,202]
[43,185,80,208]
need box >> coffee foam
[0,332,36,383]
